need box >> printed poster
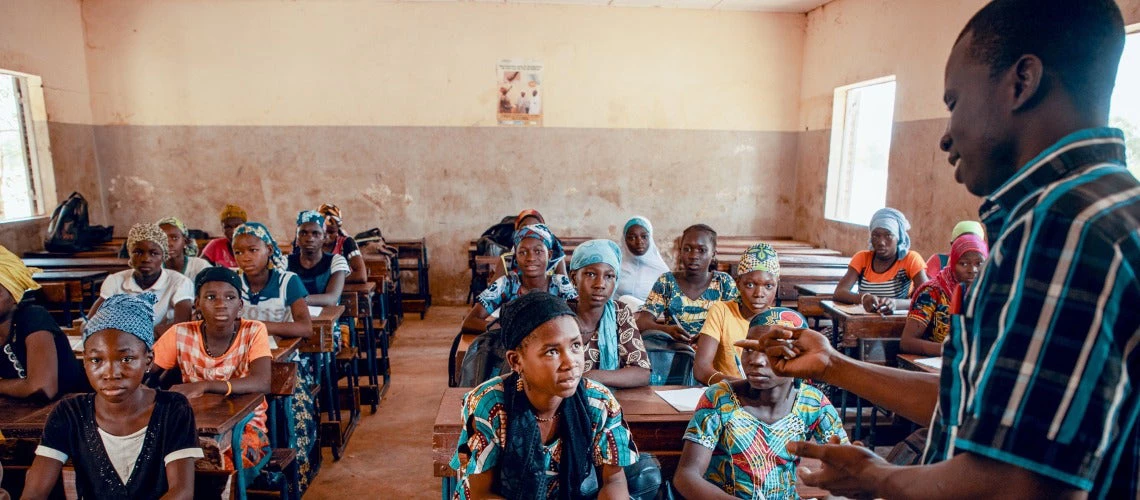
[498,59,543,126]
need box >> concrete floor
[305,306,466,499]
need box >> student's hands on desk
[169,382,209,399]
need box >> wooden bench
[388,238,431,319]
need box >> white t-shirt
[177,257,213,282]
[99,269,194,325]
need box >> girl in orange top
[834,208,929,314]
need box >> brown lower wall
[794,117,984,261]
[91,125,800,304]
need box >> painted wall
[0,0,102,255]
[794,0,1140,261]
[80,0,808,303]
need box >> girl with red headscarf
[900,234,989,356]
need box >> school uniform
[98,269,194,326]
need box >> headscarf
[318,203,343,226]
[514,209,545,231]
[617,217,670,300]
[83,293,157,349]
[914,233,989,314]
[749,307,807,329]
[951,220,985,242]
[494,292,593,500]
[296,210,325,228]
[156,216,198,257]
[0,245,40,303]
[194,266,244,295]
[869,207,912,258]
[512,224,566,274]
[736,243,781,278]
[569,240,622,371]
[127,223,169,262]
[219,204,248,223]
[233,222,288,271]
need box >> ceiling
[406,0,833,12]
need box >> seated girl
[318,203,369,283]
[694,243,790,386]
[157,216,212,280]
[636,224,739,344]
[615,216,671,308]
[231,222,320,491]
[0,246,87,399]
[675,310,847,500]
[90,223,194,338]
[201,204,248,268]
[462,224,577,333]
[924,220,985,277]
[152,267,272,473]
[833,208,929,314]
[23,294,202,499]
[902,233,989,356]
[451,292,638,498]
[567,239,651,388]
[289,210,349,306]
[514,209,568,276]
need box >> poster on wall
[497,59,543,126]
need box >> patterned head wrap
[233,222,288,271]
[951,220,985,243]
[318,204,343,225]
[569,239,622,277]
[748,307,807,329]
[83,293,157,349]
[0,245,41,303]
[296,210,325,228]
[869,207,912,257]
[568,239,623,370]
[514,209,545,231]
[512,224,566,274]
[194,266,244,295]
[736,243,780,277]
[219,204,248,223]
[156,216,198,257]
[127,223,169,262]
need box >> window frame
[823,75,898,227]
[0,68,56,224]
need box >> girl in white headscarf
[615,216,671,307]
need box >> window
[1111,26,1140,178]
[0,70,54,223]
[824,76,897,226]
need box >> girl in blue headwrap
[567,239,651,388]
[461,223,578,333]
[834,208,929,314]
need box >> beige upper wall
[0,0,93,125]
[81,0,806,131]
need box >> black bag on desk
[459,328,512,388]
[43,192,113,252]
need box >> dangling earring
[516,375,525,392]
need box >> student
[157,216,212,281]
[761,2,1139,497]
[636,224,739,344]
[693,243,789,386]
[614,216,671,308]
[462,224,577,332]
[90,223,194,338]
[451,292,638,499]
[901,234,988,357]
[201,204,248,268]
[567,239,651,388]
[22,294,202,499]
[231,222,320,490]
[924,220,985,277]
[0,246,86,399]
[317,203,368,284]
[676,310,846,500]
[289,210,349,306]
[832,208,929,314]
[513,209,568,276]
[152,267,272,472]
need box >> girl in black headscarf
[450,292,639,499]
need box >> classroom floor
[304,306,465,499]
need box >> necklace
[203,325,237,357]
[535,411,560,423]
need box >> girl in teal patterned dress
[675,317,847,500]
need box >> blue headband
[569,239,622,279]
[296,210,325,227]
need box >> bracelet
[706,371,722,386]
[224,381,233,397]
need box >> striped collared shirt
[923,128,1140,498]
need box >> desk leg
[230,411,257,500]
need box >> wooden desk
[897,354,940,375]
[777,268,848,307]
[22,258,129,272]
[0,397,58,439]
[795,283,838,320]
[821,301,907,349]
[302,305,344,353]
[795,283,839,297]
[432,386,829,498]
[33,270,107,309]
[24,249,120,259]
[272,337,300,362]
[341,281,388,411]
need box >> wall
[794,0,1140,261]
[80,0,807,304]
[0,0,102,255]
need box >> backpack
[43,192,113,252]
[458,328,512,387]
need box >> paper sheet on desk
[655,388,706,412]
[833,303,904,316]
[268,336,279,350]
[916,357,942,370]
[308,306,323,317]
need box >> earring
[516,375,525,392]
